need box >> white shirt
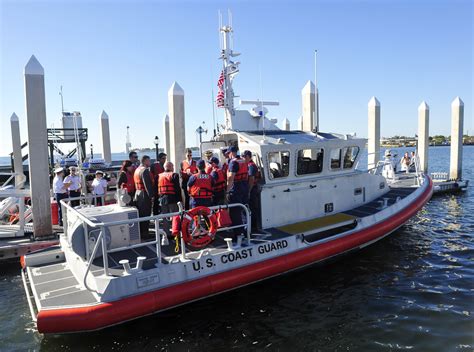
[91,178,108,195]
[53,176,67,194]
[64,174,81,191]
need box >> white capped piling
[10,113,25,188]
[297,116,303,131]
[281,118,290,131]
[168,82,186,169]
[99,110,112,163]
[368,96,381,170]
[417,101,430,173]
[24,55,52,237]
[450,97,464,180]
[302,80,316,132]
[163,114,170,155]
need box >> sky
[0,0,472,156]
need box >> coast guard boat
[21,21,433,334]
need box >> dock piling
[163,114,170,156]
[368,96,381,170]
[168,82,186,169]
[100,110,112,164]
[281,118,290,131]
[10,113,25,188]
[302,80,316,132]
[450,97,464,180]
[24,55,52,238]
[417,101,429,173]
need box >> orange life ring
[180,206,218,249]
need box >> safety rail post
[100,226,109,276]
[154,220,163,266]
[83,230,104,292]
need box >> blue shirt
[248,162,258,177]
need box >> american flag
[217,70,225,88]
[216,88,225,108]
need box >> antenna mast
[59,86,65,114]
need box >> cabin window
[296,148,324,175]
[268,151,290,179]
[330,149,342,170]
[343,147,360,169]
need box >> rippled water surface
[1,146,473,351]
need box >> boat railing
[60,197,250,291]
[0,187,30,236]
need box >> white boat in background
[21,19,433,334]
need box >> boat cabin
[206,130,388,229]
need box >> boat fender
[180,206,218,249]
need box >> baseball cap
[228,146,238,153]
[243,150,252,157]
[197,159,206,169]
[210,157,220,165]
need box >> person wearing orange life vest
[226,146,249,239]
[180,148,198,210]
[220,147,230,175]
[158,161,181,236]
[243,150,261,231]
[134,155,154,237]
[151,152,167,216]
[187,160,215,208]
[203,150,214,174]
[209,157,226,205]
[117,160,136,205]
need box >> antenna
[211,89,217,137]
[260,67,266,142]
[59,85,64,114]
[314,50,319,132]
[228,9,233,50]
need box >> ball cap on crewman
[228,146,238,154]
[210,157,220,165]
[243,150,252,157]
[54,167,64,174]
[197,159,206,170]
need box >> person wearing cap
[52,167,68,226]
[158,161,182,236]
[220,147,230,175]
[203,150,214,174]
[187,159,214,208]
[64,166,82,207]
[243,150,261,231]
[151,152,167,216]
[209,157,226,205]
[134,155,154,236]
[180,148,198,209]
[91,170,108,206]
[226,146,249,238]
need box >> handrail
[83,230,104,292]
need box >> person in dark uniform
[187,160,214,208]
[243,150,261,231]
[226,146,249,239]
[151,152,167,215]
[209,157,226,205]
[133,155,154,237]
[129,151,139,171]
[180,148,197,209]
[158,161,182,236]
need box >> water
[1,146,473,351]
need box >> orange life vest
[212,166,226,193]
[189,173,213,199]
[181,159,198,181]
[158,172,176,195]
[205,162,213,175]
[133,166,146,190]
[232,158,249,182]
[121,171,136,193]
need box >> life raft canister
[171,206,218,249]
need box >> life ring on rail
[179,206,218,249]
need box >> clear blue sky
[1,0,472,156]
